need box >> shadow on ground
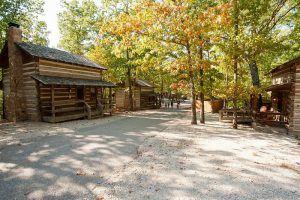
[0,109,299,200]
[0,109,186,199]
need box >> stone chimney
[5,22,26,122]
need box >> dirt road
[0,108,299,200]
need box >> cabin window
[77,86,84,100]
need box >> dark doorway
[77,86,84,100]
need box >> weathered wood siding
[116,89,125,108]
[134,88,141,108]
[3,68,10,100]
[38,59,101,80]
[22,61,40,121]
[290,61,300,136]
[40,85,77,115]
[3,68,10,120]
[272,66,293,85]
[84,86,97,109]
[115,87,140,110]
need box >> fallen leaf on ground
[24,191,31,196]
[76,169,87,176]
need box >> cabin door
[77,86,84,100]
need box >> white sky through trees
[39,0,61,48]
[39,0,101,48]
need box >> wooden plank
[23,62,35,66]
[51,85,55,120]
[53,106,84,113]
[42,112,86,123]
[39,59,102,73]
[39,64,101,76]
[53,99,84,106]
[39,67,100,80]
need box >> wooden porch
[31,74,116,123]
[40,85,115,123]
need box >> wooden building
[265,56,300,137]
[0,23,115,123]
[115,79,159,111]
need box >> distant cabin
[115,79,159,111]
[265,56,300,137]
[0,23,115,123]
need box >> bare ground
[0,108,300,200]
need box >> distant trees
[23,21,49,46]
[57,0,300,127]
[58,0,99,55]
[0,0,49,49]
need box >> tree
[58,0,99,55]
[90,0,144,111]
[237,0,300,87]
[216,0,299,129]
[23,20,49,46]
[0,0,48,49]
[126,0,230,124]
[0,0,49,122]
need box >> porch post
[109,87,112,115]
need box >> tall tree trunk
[187,43,197,124]
[224,66,228,109]
[160,78,164,107]
[199,47,205,124]
[232,0,239,129]
[126,49,134,111]
[249,61,260,87]
[249,60,260,122]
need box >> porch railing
[253,111,288,125]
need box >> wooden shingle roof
[269,56,300,74]
[17,42,107,70]
[31,74,115,87]
[135,79,154,88]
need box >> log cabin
[265,56,300,137]
[115,79,159,111]
[0,23,115,123]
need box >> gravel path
[1,108,300,200]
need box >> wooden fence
[253,111,288,126]
[219,109,252,123]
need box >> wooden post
[95,87,98,107]
[109,87,112,115]
[51,85,55,122]
[232,0,239,129]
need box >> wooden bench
[253,111,288,126]
[42,100,91,123]
[219,109,252,123]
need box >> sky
[40,0,102,48]
[39,0,61,48]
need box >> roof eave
[16,42,108,70]
[268,56,300,74]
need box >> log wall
[115,87,141,110]
[3,68,10,120]
[84,86,97,109]
[272,66,294,85]
[40,85,77,116]
[38,59,101,80]
[22,61,40,121]
[290,61,300,137]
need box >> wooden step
[42,113,87,123]
[54,107,84,113]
